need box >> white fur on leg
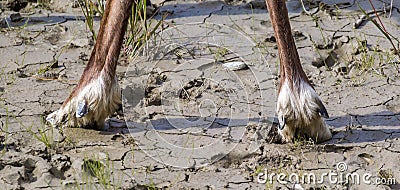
[47,72,121,129]
[276,80,332,143]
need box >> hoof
[46,75,121,129]
[276,80,332,143]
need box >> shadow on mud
[1,15,99,29]
[97,110,400,145]
[156,0,400,23]
[326,110,400,144]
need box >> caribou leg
[47,0,133,130]
[265,0,332,143]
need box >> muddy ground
[1,0,400,189]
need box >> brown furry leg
[46,0,132,129]
[266,0,332,143]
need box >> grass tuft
[78,0,164,59]
[358,2,400,57]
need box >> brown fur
[266,0,332,142]
[265,0,312,93]
[62,0,132,108]
[46,0,133,129]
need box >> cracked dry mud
[1,0,400,189]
